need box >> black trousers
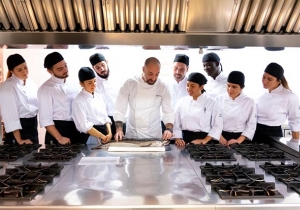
[222,131,242,141]
[182,130,208,144]
[4,116,39,144]
[80,124,108,143]
[252,123,282,144]
[108,116,116,139]
[45,120,87,144]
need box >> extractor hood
[0,0,300,47]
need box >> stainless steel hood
[0,0,300,47]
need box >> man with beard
[89,53,117,138]
[202,52,227,97]
[38,52,84,144]
[114,57,174,140]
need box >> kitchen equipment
[0,144,41,161]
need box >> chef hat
[89,53,106,66]
[7,54,26,70]
[78,67,96,82]
[187,72,207,86]
[264,62,284,80]
[227,71,245,88]
[173,54,189,66]
[202,52,220,62]
[44,52,64,69]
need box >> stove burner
[200,163,255,176]
[0,144,42,161]
[186,145,236,161]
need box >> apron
[182,130,208,144]
[252,123,282,144]
[108,116,116,140]
[222,131,242,141]
[85,125,108,144]
[4,116,39,145]
[45,120,86,144]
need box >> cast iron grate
[0,144,42,161]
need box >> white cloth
[216,92,257,140]
[173,93,223,140]
[256,84,300,131]
[0,74,38,132]
[37,75,80,127]
[72,89,111,133]
[167,76,188,107]
[205,72,227,98]
[95,76,118,116]
[114,75,174,139]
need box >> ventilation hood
[0,0,300,47]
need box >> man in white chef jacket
[202,52,227,98]
[114,57,174,140]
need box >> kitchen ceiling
[0,0,300,47]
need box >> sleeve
[161,85,175,125]
[37,86,55,127]
[71,98,93,133]
[208,100,223,139]
[287,94,300,131]
[113,80,130,123]
[0,84,22,132]
[242,98,257,140]
[173,100,183,139]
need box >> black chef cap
[89,53,106,66]
[44,52,64,69]
[7,54,25,70]
[264,62,284,80]
[187,72,207,86]
[202,52,220,63]
[227,71,245,87]
[173,54,189,66]
[78,67,96,82]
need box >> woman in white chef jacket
[72,67,112,144]
[174,72,223,146]
[253,63,300,144]
[216,71,257,145]
[0,54,38,144]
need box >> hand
[114,131,124,142]
[58,137,70,145]
[227,139,240,145]
[162,130,174,140]
[102,134,112,144]
[18,139,33,145]
[191,139,209,145]
[219,137,228,146]
[175,139,185,147]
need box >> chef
[72,67,112,144]
[216,71,257,145]
[0,54,38,144]
[174,72,223,146]
[202,52,227,97]
[38,52,84,144]
[89,53,118,138]
[253,62,300,143]
[114,57,174,140]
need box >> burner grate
[0,144,42,161]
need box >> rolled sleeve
[208,103,223,140]
[113,81,129,123]
[242,99,257,140]
[288,94,300,131]
[72,99,93,133]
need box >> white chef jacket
[205,72,227,98]
[114,75,174,139]
[173,93,223,140]
[167,76,188,107]
[95,75,118,116]
[38,75,80,127]
[0,74,38,133]
[72,89,111,133]
[256,84,300,131]
[216,92,257,140]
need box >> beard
[53,72,69,79]
[97,67,110,79]
[146,79,156,85]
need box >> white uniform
[114,75,174,139]
[256,84,300,131]
[173,93,223,140]
[38,75,80,127]
[216,92,257,140]
[0,74,38,132]
[167,76,188,107]
[205,72,227,98]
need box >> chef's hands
[162,130,174,140]
[114,131,125,142]
[18,139,33,145]
[175,138,185,147]
[102,133,112,144]
[219,136,227,146]
[191,139,210,145]
[58,136,70,145]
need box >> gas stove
[200,163,284,199]
[28,144,85,162]
[0,163,63,200]
[186,142,236,161]
[0,144,42,161]
[260,162,300,195]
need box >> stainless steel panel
[127,0,136,31]
[267,0,285,32]
[149,0,157,31]
[116,0,126,31]
[286,0,300,32]
[31,0,48,30]
[0,1,10,30]
[2,0,20,30]
[93,0,103,30]
[53,0,67,30]
[63,0,76,30]
[75,0,88,30]
[158,0,168,31]
[12,0,31,30]
[274,0,295,32]
[42,0,58,30]
[234,0,251,32]
[244,0,262,32]
[138,0,147,31]
[255,0,272,32]
[25,0,38,30]
[228,0,242,32]
[168,0,178,31]
[85,0,95,30]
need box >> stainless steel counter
[1,144,300,210]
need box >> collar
[269,84,284,94]
[209,71,226,82]
[227,91,244,101]
[51,74,66,84]
[189,93,205,101]
[11,74,26,86]
[81,89,94,98]
[97,75,108,82]
[173,76,187,86]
